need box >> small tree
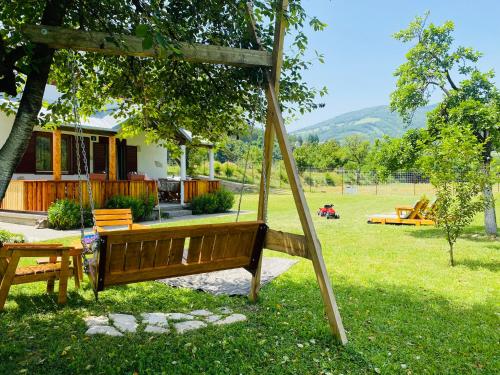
[420,126,486,266]
[391,13,499,236]
[342,134,370,184]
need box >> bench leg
[72,256,81,289]
[249,255,263,303]
[58,254,70,305]
[0,255,20,310]
[46,280,55,293]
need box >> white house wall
[122,133,168,180]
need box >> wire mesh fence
[270,167,439,196]
[197,160,500,196]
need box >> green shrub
[304,175,314,186]
[224,163,235,178]
[190,188,234,215]
[280,170,289,184]
[212,188,234,212]
[0,229,25,246]
[324,173,335,186]
[214,161,222,175]
[105,195,155,221]
[47,199,93,230]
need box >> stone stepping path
[84,307,246,337]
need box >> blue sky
[288,0,500,131]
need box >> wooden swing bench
[87,221,267,293]
[20,2,349,344]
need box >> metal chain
[68,51,98,266]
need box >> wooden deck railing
[183,180,221,203]
[0,180,158,212]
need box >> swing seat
[87,221,267,293]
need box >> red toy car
[317,204,340,219]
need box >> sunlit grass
[1,192,498,374]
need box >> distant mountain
[292,104,436,142]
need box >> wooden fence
[0,180,158,212]
[183,180,221,203]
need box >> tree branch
[445,70,458,91]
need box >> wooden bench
[0,243,79,310]
[87,221,267,294]
[93,208,147,232]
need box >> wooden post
[208,148,215,180]
[180,145,187,206]
[108,136,117,181]
[265,76,347,344]
[250,0,288,303]
[52,130,61,181]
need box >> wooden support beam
[249,0,288,303]
[108,136,117,181]
[23,25,273,68]
[265,75,347,345]
[52,129,61,181]
[264,229,310,259]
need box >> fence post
[309,165,312,193]
[341,169,344,195]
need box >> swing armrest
[1,246,74,258]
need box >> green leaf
[135,24,148,38]
[142,34,153,50]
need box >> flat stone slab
[109,313,138,333]
[144,325,169,334]
[205,315,222,323]
[214,314,247,325]
[219,307,233,314]
[174,320,207,334]
[85,325,123,337]
[166,313,195,321]
[159,257,297,296]
[84,315,109,327]
[190,309,213,317]
[141,313,168,327]
[82,309,248,338]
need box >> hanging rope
[236,68,267,222]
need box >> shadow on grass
[407,225,499,243]
[456,258,500,272]
[0,274,496,374]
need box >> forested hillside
[292,104,436,142]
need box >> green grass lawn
[1,192,498,374]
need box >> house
[0,88,218,213]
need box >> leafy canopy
[0,0,328,146]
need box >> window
[61,136,70,173]
[35,134,51,173]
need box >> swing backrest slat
[90,221,267,291]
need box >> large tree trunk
[0,0,69,200]
[482,161,497,237]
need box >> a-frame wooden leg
[249,113,275,303]
[248,0,288,303]
[265,76,348,345]
[0,254,20,310]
